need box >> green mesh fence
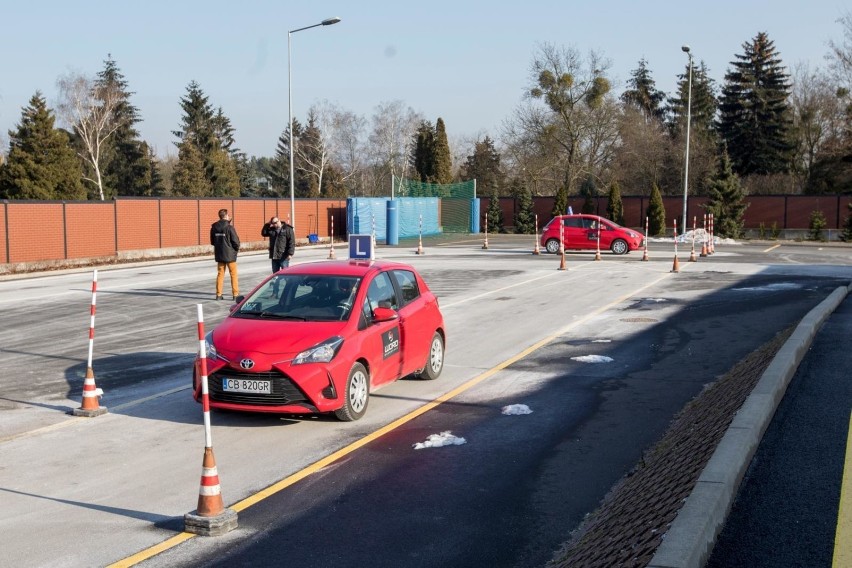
[394,178,476,233]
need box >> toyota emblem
[240,359,255,369]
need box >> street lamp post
[681,45,693,234]
[288,16,341,235]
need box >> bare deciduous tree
[367,100,422,196]
[56,72,121,200]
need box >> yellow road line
[112,271,672,566]
[833,411,852,568]
[763,244,781,253]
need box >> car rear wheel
[415,332,444,380]
[610,239,629,255]
[545,239,561,254]
[334,362,369,421]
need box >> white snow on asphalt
[593,339,612,343]
[502,404,533,415]
[733,282,802,292]
[413,431,467,450]
[571,355,615,363]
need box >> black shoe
[216,295,224,300]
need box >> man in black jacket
[261,216,295,273]
[211,209,240,300]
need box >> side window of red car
[365,272,399,313]
[564,218,583,228]
[392,270,420,306]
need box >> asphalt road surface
[0,238,850,567]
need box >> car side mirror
[372,306,399,322]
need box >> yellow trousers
[216,262,239,297]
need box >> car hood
[212,317,348,356]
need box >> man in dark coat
[261,216,295,273]
[211,208,240,300]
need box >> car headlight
[204,331,219,361]
[293,336,344,365]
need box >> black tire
[334,362,369,421]
[545,239,561,254]
[610,239,629,255]
[415,332,444,380]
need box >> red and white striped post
[558,218,567,270]
[594,216,602,261]
[416,214,425,255]
[74,269,106,417]
[709,213,716,254]
[700,213,708,257]
[184,304,238,536]
[689,215,697,262]
[532,214,541,255]
[328,216,336,259]
[671,219,680,273]
[482,212,489,249]
[641,216,649,261]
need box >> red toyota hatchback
[193,260,446,421]
[541,214,644,255]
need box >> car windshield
[235,274,361,322]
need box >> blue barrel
[386,200,399,245]
[470,198,481,233]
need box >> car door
[391,269,433,376]
[359,271,403,387]
[563,216,586,250]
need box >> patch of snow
[413,431,467,450]
[571,355,614,363]
[733,282,802,292]
[502,404,533,415]
[592,339,612,343]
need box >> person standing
[261,216,295,273]
[211,208,240,300]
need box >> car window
[366,272,399,311]
[564,217,584,228]
[582,218,597,229]
[392,270,420,305]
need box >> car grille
[209,370,309,406]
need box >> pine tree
[621,59,666,122]
[209,148,240,197]
[717,32,794,176]
[552,183,569,217]
[171,140,209,196]
[460,136,503,196]
[580,176,597,213]
[647,183,667,236]
[432,118,453,184]
[487,188,504,233]
[412,121,434,183]
[513,181,536,234]
[668,61,717,137]
[840,202,852,242]
[0,92,85,199]
[606,180,624,224]
[705,148,749,238]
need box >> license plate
[221,378,271,394]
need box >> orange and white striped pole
[328,216,336,259]
[700,213,708,257]
[184,304,237,536]
[671,219,680,273]
[641,216,649,261]
[416,214,425,255]
[74,269,106,417]
[558,218,567,270]
[709,213,716,254]
[689,215,697,262]
[594,216,602,261]
[482,212,489,249]
[532,214,541,255]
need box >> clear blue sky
[1,1,848,159]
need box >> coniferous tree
[486,188,504,233]
[606,180,624,224]
[460,136,503,196]
[840,202,852,242]
[647,183,667,236]
[267,120,304,196]
[552,183,569,217]
[412,121,434,183]
[580,175,597,213]
[432,118,453,184]
[0,92,85,199]
[668,61,717,137]
[705,148,749,238]
[717,32,794,176]
[171,140,209,196]
[621,59,666,122]
[513,181,536,234]
[209,148,240,197]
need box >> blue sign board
[348,234,374,260]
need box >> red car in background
[541,214,644,255]
[193,260,445,421]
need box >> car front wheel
[415,332,444,380]
[545,239,561,254]
[610,239,629,255]
[334,362,369,421]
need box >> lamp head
[322,17,342,25]
[681,45,691,53]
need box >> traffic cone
[700,240,708,257]
[671,254,680,273]
[558,248,567,270]
[327,239,336,259]
[73,366,107,417]
[688,242,697,262]
[184,447,238,536]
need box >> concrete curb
[648,281,852,568]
